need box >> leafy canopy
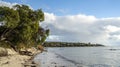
[0,4,49,50]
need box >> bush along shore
[0,46,43,67]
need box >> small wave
[53,52,87,67]
[89,64,112,67]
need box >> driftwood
[19,51,33,56]
[23,57,39,67]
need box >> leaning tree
[0,4,49,52]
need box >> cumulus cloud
[0,1,33,9]
[1,1,120,46]
[42,12,120,46]
[104,25,120,33]
[0,1,17,8]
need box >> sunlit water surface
[34,47,120,67]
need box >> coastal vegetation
[0,4,49,52]
[43,42,104,47]
[0,4,49,67]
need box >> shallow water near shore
[34,47,120,67]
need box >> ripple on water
[89,64,113,67]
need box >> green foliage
[0,7,19,28]
[0,4,49,50]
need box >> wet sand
[34,51,88,67]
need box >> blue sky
[3,0,120,18]
[1,0,120,46]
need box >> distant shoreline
[43,42,104,47]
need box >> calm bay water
[34,47,120,67]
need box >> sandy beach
[0,48,41,67]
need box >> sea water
[34,47,120,67]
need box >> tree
[0,4,49,52]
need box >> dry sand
[0,48,40,67]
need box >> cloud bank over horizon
[42,13,120,46]
[1,1,120,46]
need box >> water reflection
[34,47,120,67]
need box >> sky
[1,0,120,46]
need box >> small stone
[51,62,56,64]
[2,61,9,65]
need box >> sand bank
[0,48,41,67]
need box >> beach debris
[108,49,120,51]
[51,62,57,64]
[37,45,44,52]
[2,61,9,65]
[0,47,8,57]
[19,50,33,56]
[23,61,38,67]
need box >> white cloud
[0,1,33,10]
[44,13,56,23]
[42,12,120,46]
[47,35,62,41]
[104,25,120,33]
[111,35,120,40]
[0,1,17,8]
[1,1,120,46]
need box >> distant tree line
[43,42,104,47]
